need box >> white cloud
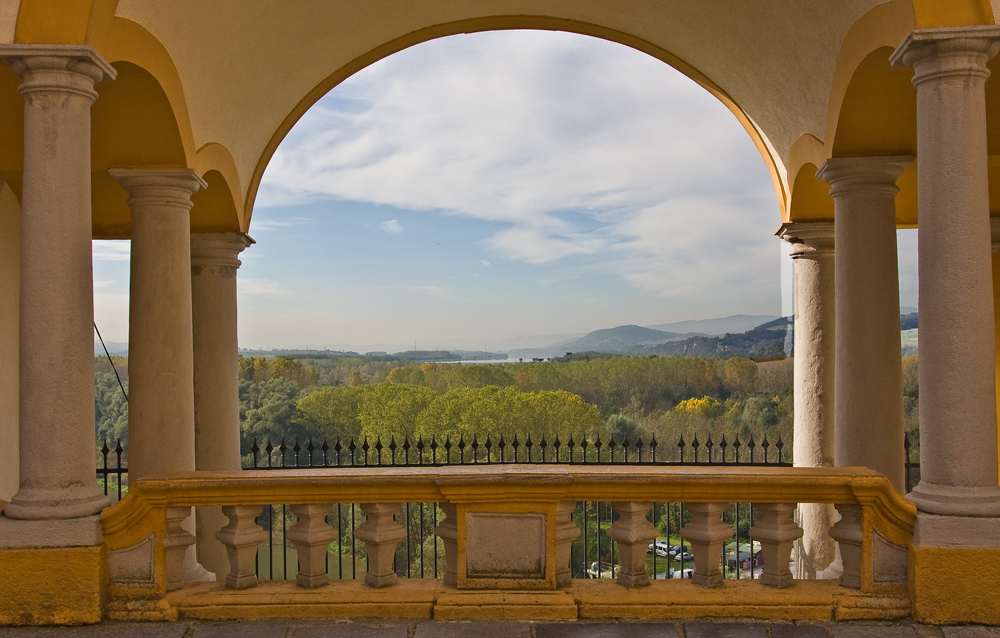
[379,219,403,233]
[94,280,113,288]
[93,240,131,261]
[239,278,284,295]
[255,30,781,319]
[480,260,490,267]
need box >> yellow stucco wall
[0,545,107,625]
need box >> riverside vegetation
[95,353,922,465]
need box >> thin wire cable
[94,322,128,403]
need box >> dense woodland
[95,353,922,466]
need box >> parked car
[674,552,694,562]
[586,561,620,579]
[673,568,694,579]
[652,568,675,580]
[669,544,689,556]
[647,540,671,557]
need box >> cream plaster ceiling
[115,0,890,200]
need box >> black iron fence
[95,431,922,583]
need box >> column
[109,168,213,582]
[891,28,1000,532]
[190,231,252,579]
[0,46,115,541]
[777,221,837,578]
[992,217,1000,478]
[817,156,911,493]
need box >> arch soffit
[243,15,790,226]
[787,0,995,224]
[12,0,246,234]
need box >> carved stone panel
[108,533,155,585]
[465,512,546,580]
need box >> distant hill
[558,325,695,353]
[485,333,584,351]
[94,340,128,356]
[646,314,780,336]
[634,318,790,359]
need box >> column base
[2,486,109,521]
[910,542,1000,624]
[0,544,106,625]
[0,513,103,548]
[908,481,1000,518]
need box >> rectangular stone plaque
[465,512,546,579]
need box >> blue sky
[93,30,919,352]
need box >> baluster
[434,502,458,586]
[691,435,701,463]
[748,503,802,588]
[556,501,581,587]
[635,435,644,464]
[679,502,733,588]
[762,434,771,464]
[553,434,561,463]
[216,505,269,589]
[471,434,479,463]
[287,504,337,588]
[164,506,196,591]
[321,438,330,466]
[828,504,863,589]
[355,503,408,588]
[606,502,659,588]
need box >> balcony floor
[0,619,992,638]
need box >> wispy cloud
[239,278,284,295]
[93,240,131,261]
[379,219,403,233]
[480,260,490,267]
[407,285,446,295]
[257,31,778,303]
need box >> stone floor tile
[0,625,189,638]
[685,622,768,638]
[536,622,679,638]
[414,621,532,637]
[942,629,996,638]
[192,622,289,638]
[294,622,410,638]
[772,624,829,638]
[831,626,918,638]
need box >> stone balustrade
[99,465,916,621]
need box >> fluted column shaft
[191,232,252,578]
[818,156,911,494]
[892,27,1000,523]
[0,46,115,528]
[778,221,836,578]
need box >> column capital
[891,26,1000,85]
[0,44,116,100]
[816,156,913,199]
[191,232,254,269]
[109,168,207,211]
[777,221,834,257]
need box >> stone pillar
[891,28,1000,535]
[0,47,115,541]
[109,168,213,583]
[992,217,1000,478]
[778,221,837,578]
[0,184,20,511]
[817,156,911,493]
[190,232,253,579]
